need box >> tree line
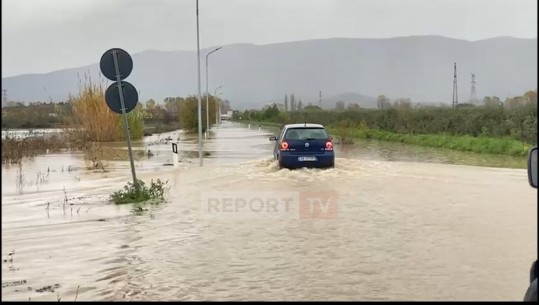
[238,90,537,145]
[2,94,233,136]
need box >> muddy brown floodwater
[1,122,536,301]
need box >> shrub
[110,179,169,204]
[67,76,145,142]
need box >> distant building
[221,110,234,121]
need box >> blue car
[269,123,335,169]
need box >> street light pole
[214,85,223,125]
[196,0,203,166]
[205,46,222,135]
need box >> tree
[146,99,156,109]
[164,97,182,122]
[392,98,412,110]
[178,96,216,132]
[304,105,322,111]
[376,95,392,109]
[347,103,360,110]
[261,103,280,121]
[504,97,519,110]
[242,110,250,120]
[524,90,537,106]
[144,101,166,122]
[484,96,502,108]
[219,99,232,113]
[290,94,296,111]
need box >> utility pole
[470,73,477,104]
[452,63,458,108]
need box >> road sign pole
[112,50,138,187]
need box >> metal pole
[205,55,209,136]
[214,93,218,125]
[218,98,221,124]
[112,50,138,187]
[205,47,222,133]
[196,0,203,166]
[214,90,219,125]
[214,85,222,124]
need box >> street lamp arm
[206,47,223,61]
[214,85,223,96]
[205,46,222,133]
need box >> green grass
[234,119,531,156]
[327,126,531,156]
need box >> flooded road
[2,122,536,301]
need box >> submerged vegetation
[1,134,74,165]
[1,81,233,163]
[110,179,169,205]
[2,77,146,164]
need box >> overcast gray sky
[2,0,537,77]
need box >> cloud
[2,0,537,77]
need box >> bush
[67,76,145,142]
[178,95,218,133]
[68,79,120,142]
[118,103,145,140]
[110,179,169,204]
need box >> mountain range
[2,35,536,109]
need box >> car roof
[284,123,325,129]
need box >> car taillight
[281,141,289,150]
[325,141,333,150]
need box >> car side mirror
[269,136,277,141]
[528,147,537,188]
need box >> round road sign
[105,81,139,114]
[100,48,133,81]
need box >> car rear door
[284,127,329,155]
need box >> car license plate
[298,156,317,161]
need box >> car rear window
[284,128,328,140]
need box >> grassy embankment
[235,120,531,156]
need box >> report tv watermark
[200,191,338,219]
